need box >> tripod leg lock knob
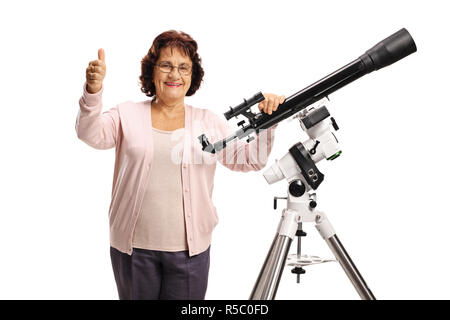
[291,267,306,275]
[296,230,307,237]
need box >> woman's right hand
[86,48,106,94]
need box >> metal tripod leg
[249,234,292,300]
[315,212,376,300]
[249,209,298,300]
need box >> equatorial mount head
[263,102,341,190]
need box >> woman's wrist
[86,83,102,94]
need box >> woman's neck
[152,98,184,117]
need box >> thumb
[98,48,105,62]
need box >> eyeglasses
[156,62,192,76]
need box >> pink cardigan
[76,84,276,256]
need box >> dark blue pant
[110,246,210,300]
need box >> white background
[0,0,449,300]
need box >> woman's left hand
[258,93,286,115]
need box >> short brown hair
[140,30,204,97]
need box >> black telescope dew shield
[254,28,417,130]
[363,28,417,71]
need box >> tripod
[249,102,376,300]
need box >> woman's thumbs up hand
[86,48,106,94]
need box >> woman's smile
[165,82,182,88]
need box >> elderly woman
[76,30,285,300]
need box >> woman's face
[153,46,192,105]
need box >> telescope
[199,29,417,300]
[198,28,417,153]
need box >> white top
[132,127,187,251]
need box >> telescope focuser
[199,92,265,153]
